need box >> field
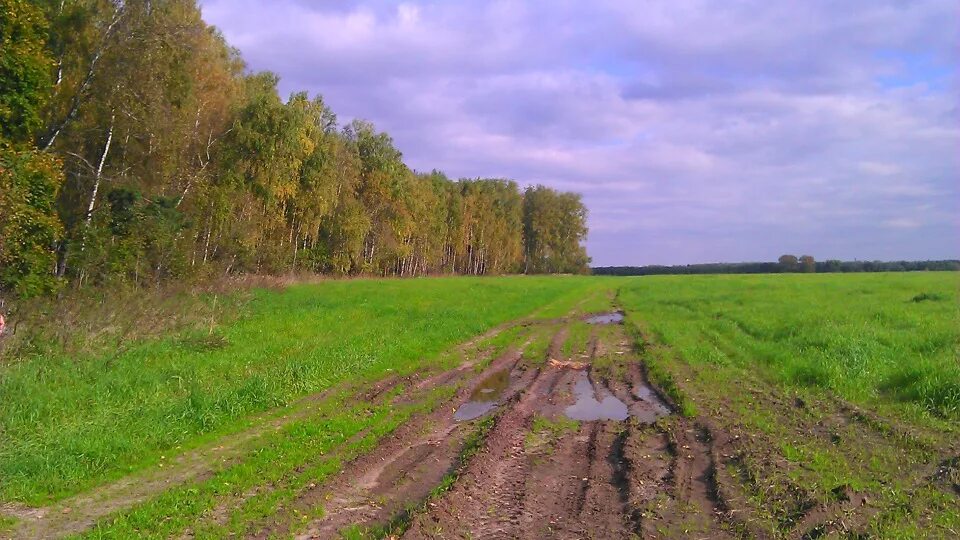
[0,273,957,539]
[621,273,960,537]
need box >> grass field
[0,272,957,539]
[620,272,960,418]
[619,271,960,537]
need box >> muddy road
[253,311,737,539]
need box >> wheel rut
[395,313,734,540]
[252,347,530,539]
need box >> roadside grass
[589,323,629,380]
[207,386,456,540]
[524,414,580,455]
[575,286,618,315]
[528,277,616,319]
[561,320,591,359]
[474,324,528,369]
[0,281,250,364]
[79,388,376,538]
[521,324,556,365]
[621,315,697,417]
[76,383,449,539]
[0,275,599,506]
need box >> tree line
[593,259,960,276]
[0,0,590,298]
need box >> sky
[200,0,959,266]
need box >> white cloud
[200,0,960,264]
[883,218,922,229]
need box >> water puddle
[632,384,673,423]
[585,311,625,325]
[454,369,510,421]
[564,372,629,421]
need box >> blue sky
[201,0,959,265]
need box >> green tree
[522,185,589,274]
[0,0,592,295]
[823,259,842,273]
[778,254,799,272]
[0,0,52,141]
[344,119,409,273]
[0,147,64,296]
[0,0,65,296]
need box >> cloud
[200,0,960,265]
[884,218,922,229]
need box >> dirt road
[252,312,738,539]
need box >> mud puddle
[585,311,624,324]
[454,368,511,421]
[564,372,629,421]
[632,382,673,423]
[349,312,735,539]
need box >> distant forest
[594,259,960,276]
[0,0,589,298]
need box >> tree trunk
[202,221,211,265]
[80,113,115,252]
[40,9,124,150]
[89,115,114,220]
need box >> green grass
[79,388,392,538]
[521,324,559,365]
[0,275,602,506]
[561,321,591,358]
[67,372,460,538]
[619,272,960,418]
[571,286,615,315]
[524,414,580,455]
[76,383,448,539]
[477,324,528,363]
[528,276,614,319]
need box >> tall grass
[618,272,960,418]
[0,275,601,505]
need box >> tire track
[404,328,570,539]
[249,348,529,539]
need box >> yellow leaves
[0,145,64,295]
